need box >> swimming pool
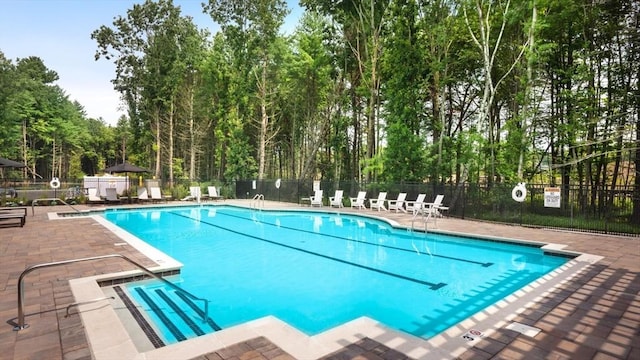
[104,205,569,344]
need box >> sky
[0,0,303,126]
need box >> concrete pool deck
[0,200,638,359]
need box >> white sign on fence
[544,187,561,208]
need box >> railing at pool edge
[411,205,439,233]
[411,210,430,233]
[13,254,209,331]
[31,197,82,215]
[251,194,264,209]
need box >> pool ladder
[250,194,264,209]
[13,254,209,331]
[410,208,433,233]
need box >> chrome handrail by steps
[14,254,209,331]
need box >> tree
[381,0,428,182]
[93,0,205,182]
[0,52,20,159]
[204,0,289,180]
[279,11,337,180]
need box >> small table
[300,197,311,206]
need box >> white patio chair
[329,190,344,208]
[350,191,367,209]
[369,192,388,211]
[406,193,426,214]
[310,189,323,206]
[387,192,407,213]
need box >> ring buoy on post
[49,177,61,189]
[511,182,527,202]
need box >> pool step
[131,285,220,344]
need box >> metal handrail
[410,203,448,232]
[31,197,82,215]
[251,194,264,209]
[411,208,430,233]
[14,254,209,331]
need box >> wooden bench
[0,207,27,228]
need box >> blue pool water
[104,206,568,343]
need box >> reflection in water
[511,255,527,270]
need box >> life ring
[511,182,527,202]
[49,177,61,189]
[275,178,281,189]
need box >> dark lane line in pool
[134,287,187,342]
[168,211,447,291]
[211,210,493,268]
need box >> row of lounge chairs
[86,185,224,205]
[85,186,168,204]
[181,186,224,201]
[308,190,448,217]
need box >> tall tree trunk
[517,1,537,179]
[22,119,29,180]
[258,58,268,180]
[154,106,161,180]
[189,86,197,182]
[168,99,174,188]
[51,138,56,179]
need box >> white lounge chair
[406,193,426,214]
[369,192,387,211]
[310,189,323,206]
[329,190,344,208]
[205,186,224,201]
[182,186,201,201]
[387,192,407,213]
[150,187,164,203]
[86,188,103,204]
[105,188,121,204]
[137,187,150,203]
[350,191,367,209]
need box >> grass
[473,211,640,235]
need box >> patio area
[0,201,638,359]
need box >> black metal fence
[236,179,640,237]
[5,177,637,236]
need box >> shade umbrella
[0,157,26,168]
[103,162,151,203]
[0,157,26,205]
[104,162,150,174]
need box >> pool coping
[63,206,602,359]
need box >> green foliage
[0,0,637,229]
[383,122,427,182]
[172,157,185,179]
[223,113,258,180]
[0,52,21,154]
